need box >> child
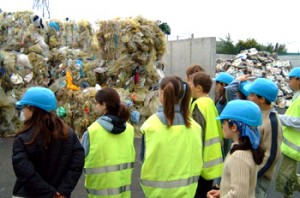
[140,75,203,197]
[213,72,235,170]
[245,78,282,198]
[81,87,136,197]
[276,67,300,198]
[188,72,223,198]
[213,72,234,114]
[225,74,251,101]
[207,100,265,198]
[185,64,205,78]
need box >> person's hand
[207,189,220,198]
[236,74,249,82]
[54,192,66,198]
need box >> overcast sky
[1,0,300,52]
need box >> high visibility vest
[84,122,135,198]
[140,114,203,198]
[281,96,300,161]
[190,97,224,180]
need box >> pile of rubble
[0,11,165,137]
[215,48,293,108]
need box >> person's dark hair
[214,81,227,105]
[256,94,271,105]
[238,92,248,100]
[95,87,130,121]
[186,64,205,78]
[190,72,212,94]
[17,107,68,149]
[228,120,264,165]
[159,75,191,128]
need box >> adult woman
[12,86,84,198]
[81,87,135,198]
[140,75,203,198]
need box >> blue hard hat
[239,81,250,97]
[288,67,300,78]
[16,87,57,112]
[244,78,278,102]
[216,100,262,126]
[213,72,234,85]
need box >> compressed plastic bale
[91,34,100,53]
[16,54,33,69]
[49,76,67,93]
[3,52,17,73]
[76,19,93,50]
[10,73,24,84]
[28,44,44,54]
[49,36,60,49]
[0,91,18,136]
[36,39,50,57]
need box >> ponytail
[118,103,130,121]
[160,76,192,128]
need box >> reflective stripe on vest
[87,185,131,196]
[190,98,223,179]
[281,96,300,161]
[84,162,134,174]
[203,157,223,169]
[85,122,135,198]
[140,114,203,197]
[204,137,220,147]
[283,137,300,152]
[141,175,199,189]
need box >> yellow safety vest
[281,96,300,161]
[140,114,203,198]
[84,122,135,198]
[190,97,224,180]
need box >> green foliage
[158,22,171,35]
[216,33,237,54]
[216,34,288,54]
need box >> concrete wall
[278,55,300,67]
[164,37,216,79]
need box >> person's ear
[196,85,203,92]
[231,123,238,132]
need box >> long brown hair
[17,107,68,149]
[95,87,130,121]
[228,120,265,165]
[159,76,191,128]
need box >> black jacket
[12,127,84,198]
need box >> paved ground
[1,137,299,198]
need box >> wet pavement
[1,137,299,198]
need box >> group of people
[11,65,300,198]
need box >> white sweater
[220,150,258,198]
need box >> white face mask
[19,110,25,122]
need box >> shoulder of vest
[88,121,102,132]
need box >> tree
[216,33,237,54]
[217,34,288,54]
[235,38,259,53]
